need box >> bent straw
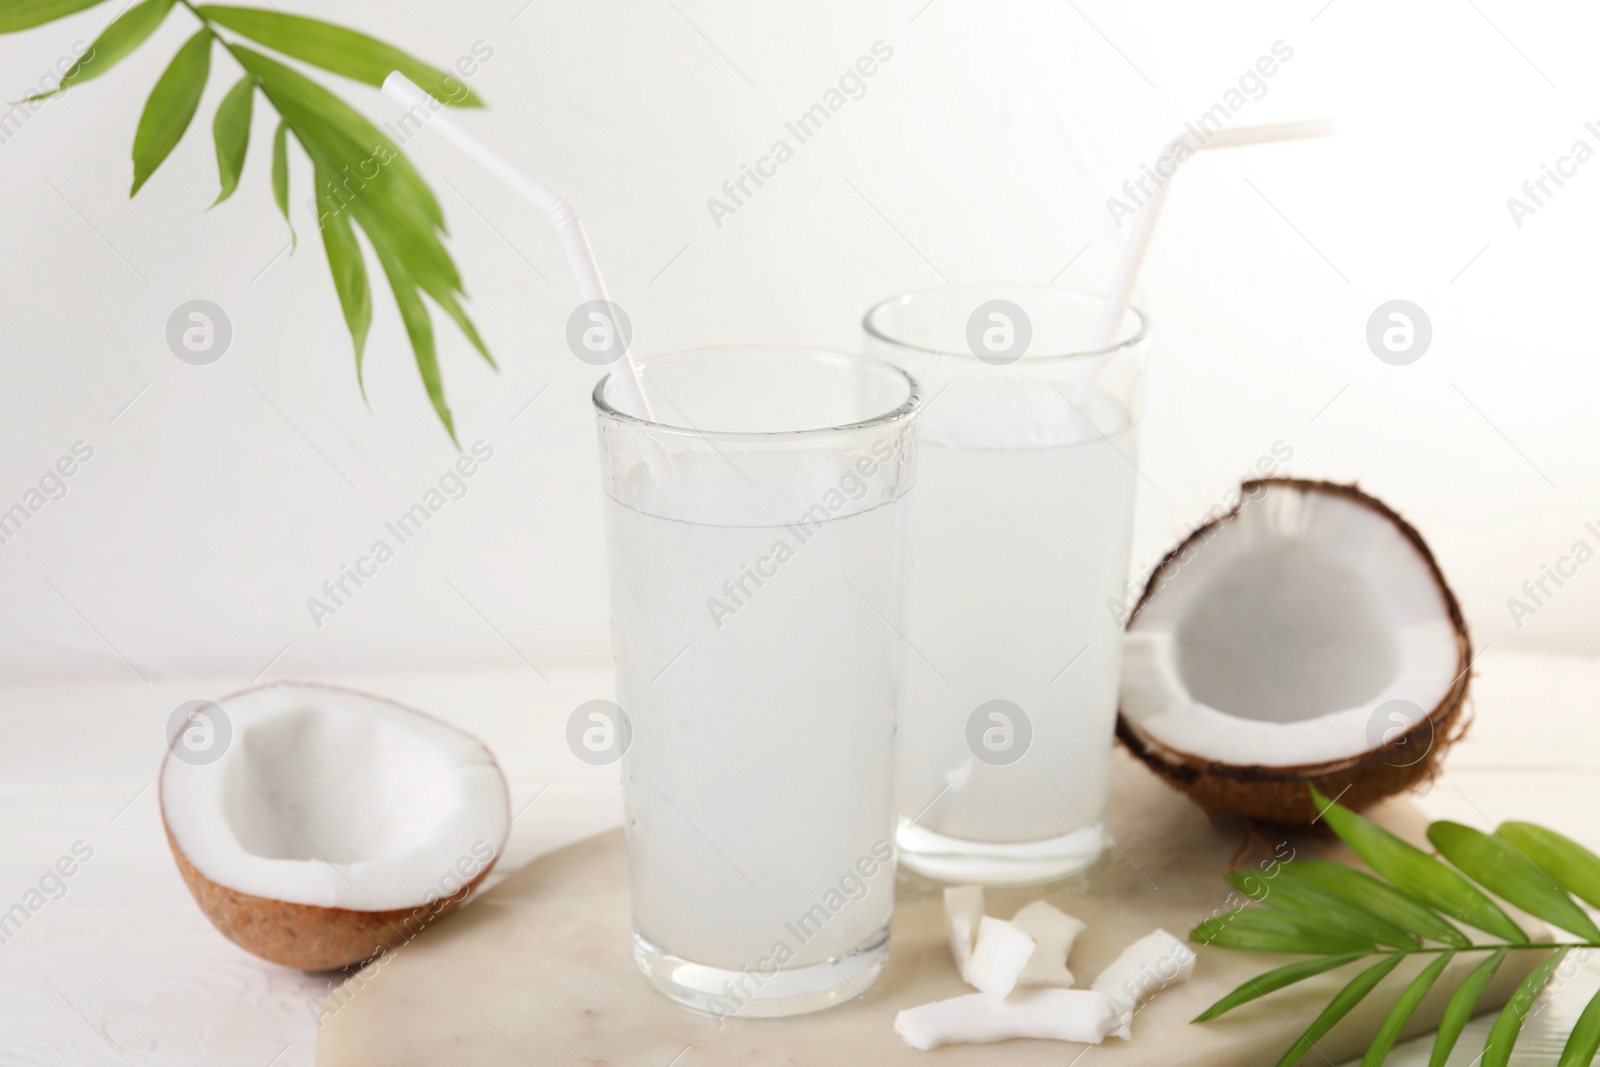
[1092,118,1335,350]
[382,72,654,419]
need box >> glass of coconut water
[593,346,922,1017]
[863,287,1148,886]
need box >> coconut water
[893,387,1138,882]
[607,489,903,971]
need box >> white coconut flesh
[1012,900,1085,988]
[894,989,1121,1050]
[1121,484,1462,768]
[160,684,509,912]
[1091,928,1197,1039]
[967,916,1037,999]
[944,885,985,980]
[907,894,1188,1051]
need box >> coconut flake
[966,916,1036,999]
[943,885,984,981]
[894,989,1121,1050]
[1090,928,1197,1038]
[1011,900,1086,988]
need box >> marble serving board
[318,752,1542,1066]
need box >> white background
[2,0,1598,685]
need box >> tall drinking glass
[593,346,921,1017]
[863,288,1148,886]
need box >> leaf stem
[1392,942,1595,953]
[1209,941,1597,959]
[176,1,240,65]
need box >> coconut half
[1118,479,1471,825]
[160,681,510,969]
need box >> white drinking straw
[382,72,654,420]
[1092,118,1335,349]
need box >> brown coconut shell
[1116,478,1474,827]
[163,822,494,970]
[160,680,506,970]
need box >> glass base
[632,925,890,1021]
[895,816,1107,887]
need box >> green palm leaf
[1482,948,1569,1067]
[198,5,482,106]
[24,0,172,100]
[1499,822,1600,911]
[130,28,212,195]
[1361,951,1454,1067]
[210,73,255,205]
[315,166,371,389]
[1193,953,1366,1023]
[1430,822,1600,941]
[235,42,489,433]
[1429,948,1509,1067]
[270,119,294,246]
[4,0,493,441]
[352,207,493,368]
[1273,954,1404,1067]
[1311,786,1526,944]
[1556,983,1600,1067]
[229,44,443,228]
[0,0,109,34]
[1192,907,1376,955]
[1272,860,1471,948]
[1227,868,1419,949]
[372,240,455,445]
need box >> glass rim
[592,344,923,442]
[861,284,1150,363]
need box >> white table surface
[1,652,1596,1066]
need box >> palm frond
[5,1,491,441]
[1193,788,1598,1065]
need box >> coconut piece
[1012,900,1086,987]
[1091,928,1197,1038]
[1118,478,1472,825]
[943,885,985,981]
[894,989,1121,1050]
[160,681,510,970]
[966,916,1036,998]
